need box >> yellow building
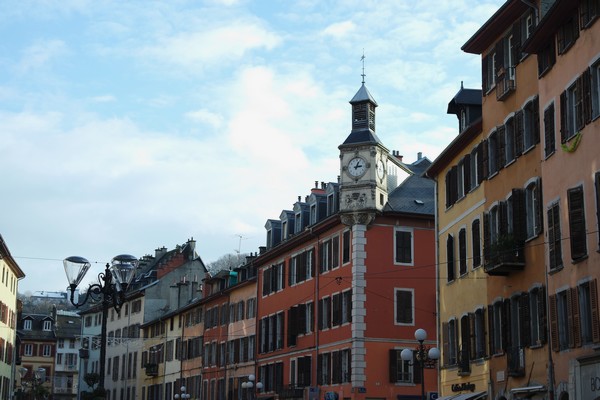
[0,234,25,399]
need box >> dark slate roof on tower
[350,83,378,105]
[341,129,383,146]
[447,86,482,114]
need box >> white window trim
[394,287,415,326]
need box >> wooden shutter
[560,91,568,142]
[469,313,476,360]
[497,125,506,169]
[535,179,544,236]
[512,189,526,245]
[463,154,471,193]
[515,110,524,156]
[499,201,508,237]
[512,19,522,62]
[495,40,504,74]
[539,286,548,344]
[583,67,592,124]
[544,103,555,157]
[572,287,582,348]
[502,299,512,352]
[477,142,486,183]
[596,172,600,249]
[482,307,488,357]
[549,294,559,351]
[389,349,398,382]
[487,305,495,355]
[519,294,531,347]
[591,279,600,343]
[533,96,541,144]
[482,54,489,94]
[481,139,489,180]
[483,212,491,265]
[568,186,587,260]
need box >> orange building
[254,82,438,400]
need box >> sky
[1,0,504,294]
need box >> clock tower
[338,81,389,225]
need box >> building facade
[254,82,438,400]
[53,309,81,399]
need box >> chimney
[186,237,196,260]
[417,152,422,160]
[315,181,318,188]
[298,196,301,202]
[321,182,326,189]
[259,246,267,255]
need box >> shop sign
[451,382,476,392]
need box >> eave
[426,118,483,178]
[462,0,528,54]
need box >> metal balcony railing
[496,67,516,101]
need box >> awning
[436,396,457,400]
[511,385,546,394]
[451,391,487,400]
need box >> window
[395,289,413,325]
[578,281,596,345]
[331,349,351,384]
[43,320,52,331]
[295,212,302,234]
[58,339,64,348]
[470,147,479,190]
[581,0,600,27]
[459,228,467,276]
[568,185,587,261]
[295,356,312,387]
[310,204,317,225]
[443,319,458,365]
[342,230,350,264]
[447,235,455,282]
[525,179,542,239]
[318,353,331,385]
[488,130,499,176]
[389,349,417,383]
[557,291,570,350]
[394,228,413,265]
[24,319,32,330]
[561,82,581,142]
[472,219,481,268]
[474,308,487,359]
[547,202,563,271]
[289,248,314,285]
[523,98,539,151]
[557,13,579,54]
[544,103,556,158]
[319,296,331,330]
[490,301,504,355]
[331,290,352,326]
[482,50,497,93]
[24,344,33,356]
[457,158,465,199]
[320,236,339,273]
[43,344,51,357]
[538,40,556,76]
[262,262,285,296]
[529,287,546,347]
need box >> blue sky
[1,0,503,293]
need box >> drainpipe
[432,176,442,397]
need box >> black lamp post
[174,385,191,400]
[400,328,440,400]
[63,254,138,391]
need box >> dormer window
[295,213,302,233]
[310,204,317,225]
[460,109,467,131]
[282,221,288,240]
[24,319,32,330]
[43,320,52,331]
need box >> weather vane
[361,50,366,84]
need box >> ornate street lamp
[241,374,263,400]
[401,328,440,400]
[174,385,191,399]
[64,254,139,391]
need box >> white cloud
[185,109,224,129]
[90,95,116,103]
[322,21,355,39]
[15,39,67,74]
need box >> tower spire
[361,50,366,84]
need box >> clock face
[348,157,367,177]
[377,160,385,179]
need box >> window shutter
[389,349,398,382]
[591,279,600,343]
[463,154,471,193]
[568,186,587,260]
[450,166,458,204]
[515,110,524,156]
[482,307,488,357]
[544,103,555,157]
[519,293,531,347]
[481,139,489,180]
[488,305,495,355]
[596,172,600,249]
[497,125,506,169]
[310,249,315,278]
[477,142,486,183]
[533,96,540,144]
[482,55,489,94]
[572,287,582,348]
[495,41,504,74]
[445,171,452,208]
[539,286,548,344]
[560,91,568,143]
[535,179,544,235]
[483,212,491,265]
[469,312,476,360]
[499,201,508,237]
[583,67,592,124]
[549,294,559,351]
[512,20,522,62]
[442,322,449,366]
[502,299,511,352]
[512,188,526,246]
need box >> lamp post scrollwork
[400,328,440,400]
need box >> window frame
[394,227,414,266]
[394,288,414,326]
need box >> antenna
[361,50,366,84]
[234,234,247,254]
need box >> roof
[340,129,383,146]
[0,234,25,278]
[522,0,578,53]
[447,86,482,114]
[384,159,435,216]
[462,0,528,54]
[349,83,378,106]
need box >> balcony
[496,67,516,101]
[145,363,158,377]
[457,349,471,376]
[507,346,526,377]
[484,235,525,276]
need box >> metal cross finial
[361,51,366,84]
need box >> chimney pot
[418,152,422,160]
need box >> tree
[206,252,249,275]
